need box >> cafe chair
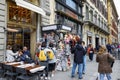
[15,67,36,80]
[0,63,5,78]
[3,64,18,80]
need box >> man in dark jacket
[71,40,85,79]
[106,43,112,54]
[23,46,31,58]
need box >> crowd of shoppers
[5,32,120,80]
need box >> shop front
[95,34,99,51]
[42,24,72,40]
[6,0,45,58]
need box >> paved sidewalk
[50,55,120,80]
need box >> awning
[4,28,19,32]
[42,25,71,32]
[15,0,46,16]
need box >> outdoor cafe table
[2,62,46,73]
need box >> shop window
[88,37,92,44]
[57,15,63,24]
[78,6,82,14]
[9,2,31,23]
[66,0,77,11]
[7,28,30,52]
[56,3,65,12]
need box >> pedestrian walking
[87,44,94,61]
[71,40,85,79]
[106,43,112,54]
[96,45,115,80]
[48,42,57,78]
[118,44,120,59]
[82,41,87,74]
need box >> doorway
[95,37,99,51]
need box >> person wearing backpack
[39,42,49,80]
[39,42,55,80]
[48,42,56,78]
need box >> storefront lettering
[66,9,78,20]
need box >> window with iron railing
[56,3,65,12]
[86,6,89,20]
[89,10,93,22]
[94,14,97,24]
[98,16,100,27]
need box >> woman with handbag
[96,45,115,80]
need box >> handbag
[107,54,114,67]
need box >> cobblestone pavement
[50,55,120,80]
[0,55,120,80]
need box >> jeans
[83,55,86,73]
[71,62,83,78]
[89,53,94,61]
[100,73,112,80]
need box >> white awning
[6,28,19,32]
[15,0,46,16]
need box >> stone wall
[0,0,6,61]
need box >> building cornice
[110,0,119,18]
[55,10,84,25]
[84,20,110,35]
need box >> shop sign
[87,31,92,36]
[62,25,71,31]
[42,25,57,31]
[66,9,78,20]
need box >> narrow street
[50,55,120,80]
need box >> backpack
[39,50,47,61]
[47,50,54,60]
